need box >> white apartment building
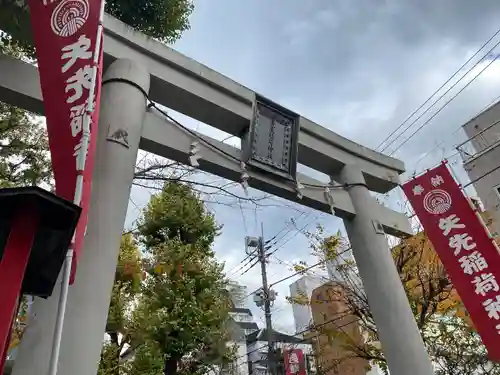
[223,281,258,375]
[227,281,249,309]
[289,276,323,335]
[227,281,259,336]
[460,99,500,238]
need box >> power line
[232,211,318,279]
[389,53,500,156]
[264,212,307,251]
[235,308,359,362]
[271,255,326,282]
[268,247,353,288]
[227,213,306,278]
[150,104,242,164]
[376,27,500,152]
[228,254,257,277]
[242,255,329,300]
[266,215,317,259]
[241,258,260,276]
[401,98,500,199]
[249,217,329,294]
[411,111,500,177]
[265,213,314,253]
[464,164,500,189]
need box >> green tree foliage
[139,182,219,250]
[99,182,235,375]
[0,41,51,188]
[130,182,234,375]
[0,101,51,188]
[105,0,194,43]
[97,233,142,375]
[0,0,34,56]
[0,0,194,57]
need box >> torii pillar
[11,58,150,375]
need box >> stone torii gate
[0,14,434,375]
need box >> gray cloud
[176,0,500,163]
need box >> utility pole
[245,227,277,375]
[259,223,276,375]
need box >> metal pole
[339,164,434,375]
[46,249,72,375]
[48,1,106,374]
[259,223,276,375]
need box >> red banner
[28,0,103,283]
[403,163,500,361]
[284,348,306,375]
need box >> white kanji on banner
[430,175,444,187]
[65,65,93,103]
[438,214,465,236]
[459,251,488,275]
[61,35,92,73]
[449,233,477,256]
[413,185,424,196]
[483,296,500,320]
[473,274,499,297]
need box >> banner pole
[47,1,106,374]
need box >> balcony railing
[458,120,500,164]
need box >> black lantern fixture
[0,186,81,372]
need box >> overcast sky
[125,0,500,336]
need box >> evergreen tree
[0,101,51,188]
[100,182,235,375]
[131,182,234,375]
[97,233,142,375]
[0,0,194,57]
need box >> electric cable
[150,104,242,164]
[238,245,353,302]
[464,164,500,189]
[266,215,318,259]
[377,27,500,152]
[234,307,359,362]
[389,54,500,156]
[228,253,258,277]
[227,212,306,278]
[241,258,260,276]
[264,212,307,249]
[264,213,311,255]
[269,247,353,288]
